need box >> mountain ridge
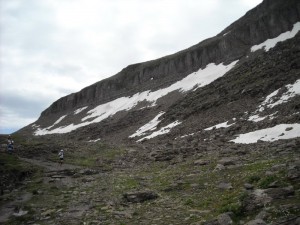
[18,0,300,147]
[37,0,299,116]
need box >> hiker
[7,135,14,154]
[58,149,64,165]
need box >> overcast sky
[0,0,262,134]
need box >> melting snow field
[204,120,236,131]
[34,61,238,135]
[259,79,300,111]
[74,107,88,114]
[129,112,165,138]
[137,121,182,142]
[251,22,300,52]
[230,124,300,144]
[245,79,300,123]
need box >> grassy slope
[2,138,299,225]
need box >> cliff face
[41,0,300,117]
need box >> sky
[0,0,262,134]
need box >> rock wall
[41,0,300,117]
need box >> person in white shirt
[58,149,64,165]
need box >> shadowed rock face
[40,0,300,117]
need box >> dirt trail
[19,157,81,172]
[0,157,84,223]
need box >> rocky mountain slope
[18,0,300,147]
[3,0,299,224]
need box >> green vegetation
[66,142,126,168]
[1,137,299,225]
[0,153,36,176]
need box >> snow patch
[74,106,88,114]
[137,121,181,142]
[230,123,300,144]
[178,133,195,139]
[223,31,230,36]
[129,112,165,138]
[248,115,266,122]
[88,138,101,142]
[204,120,235,131]
[34,61,238,135]
[44,115,67,131]
[35,122,90,135]
[259,79,300,111]
[251,22,300,52]
[244,80,300,125]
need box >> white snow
[251,22,300,52]
[259,79,300,111]
[53,115,67,125]
[74,106,88,114]
[35,122,90,135]
[248,115,266,122]
[45,115,67,130]
[223,31,230,36]
[178,133,195,139]
[244,80,300,125]
[137,120,181,142]
[34,61,238,135]
[268,112,278,120]
[230,123,300,144]
[82,61,238,122]
[88,138,101,142]
[129,112,165,138]
[204,121,235,131]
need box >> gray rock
[218,157,238,166]
[123,190,158,203]
[245,219,266,225]
[79,169,98,175]
[264,186,294,199]
[217,182,233,190]
[241,189,272,212]
[194,159,209,166]
[255,210,269,220]
[217,213,233,225]
[244,183,254,190]
[214,164,226,171]
[82,177,95,183]
[287,168,300,180]
[13,209,28,217]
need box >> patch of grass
[0,153,30,171]
[184,198,194,206]
[258,175,278,188]
[113,176,139,193]
[66,142,126,168]
[220,202,242,216]
[247,175,261,184]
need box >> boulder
[218,157,239,166]
[245,219,266,225]
[217,182,233,190]
[263,186,294,199]
[214,164,226,171]
[244,183,254,190]
[217,213,233,225]
[241,189,272,212]
[123,190,158,203]
[194,159,209,166]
